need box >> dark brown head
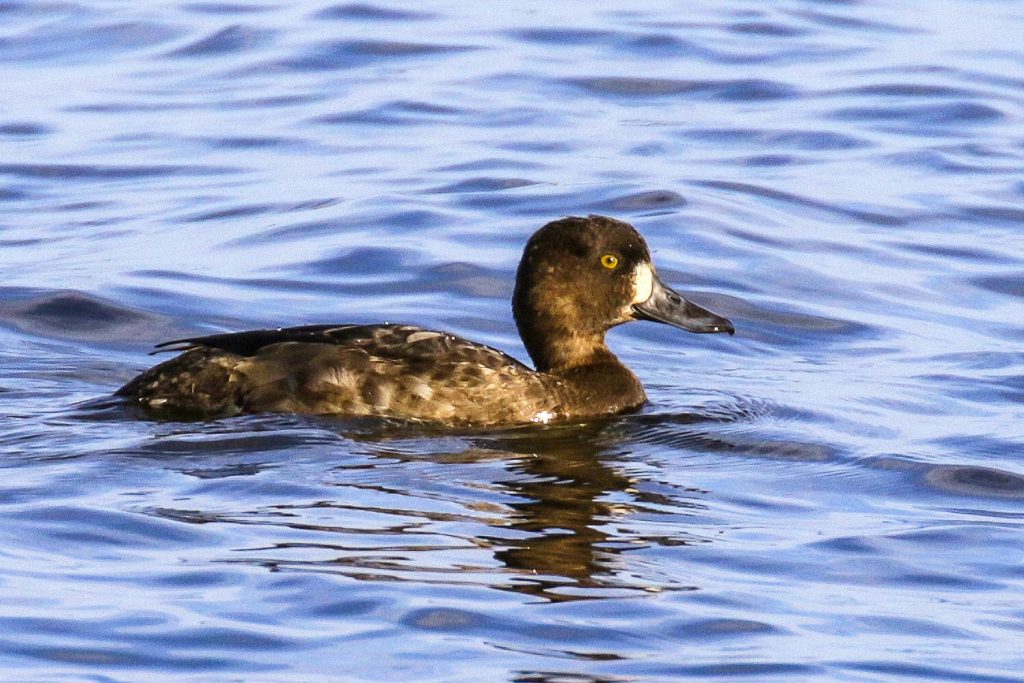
[512,215,734,372]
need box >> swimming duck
[117,215,734,426]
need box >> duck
[117,215,734,426]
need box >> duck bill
[632,276,735,335]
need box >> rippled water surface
[2,1,1024,680]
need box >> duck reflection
[136,412,713,601]
[326,414,713,601]
[464,418,707,601]
[477,423,632,599]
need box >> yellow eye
[600,254,619,270]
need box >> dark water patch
[184,2,276,14]
[402,606,641,650]
[809,535,878,555]
[419,262,509,298]
[0,186,31,202]
[509,28,618,45]
[831,102,1004,128]
[0,236,44,246]
[955,205,1024,227]
[924,465,1024,499]
[57,199,116,212]
[791,8,918,34]
[204,135,305,149]
[70,101,202,113]
[838,83,979,98]
[434,157,548,172]
[566,77,797,101]
[741,154,796,167]
[0,1,33,15]
[854,615,978,639]
[729,21,808,37]
[593,190,686,212]
[215,93,325,110]
[314,100,467,126]
[165,25,273,58]
[696,179,909,227]
[130,625,299,653]
[3,643,261,673]
[72,96,324,114]
[892,241,1014,264]
[516,28,708,60]
[644,662,822,678]
[429,177,542,194]
[0,289,172,343]
[886,150,1010,175]
[919,372,1024,405]
[281,39,475,72]
[972,272,1024,299]
[0,20,182,63]
[225,209,450,246]
[665,617,780,640]
[17,504,212,548]
[473,107,557,129]
[927,351,1024,371]
[622,33,700,56]
[0,121,51,136]
[175,203,281,223]
[302,246,418,277]
[0,163,238,180]
[323,103,550,130]
[696,434,839,463]
[682,127,867,151]
[314,3,436,21]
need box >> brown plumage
[117,215,734,426]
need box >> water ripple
[2,0,1024,680]
[566,77,798,101]
[279,39,476,71]
[165,24,274,58]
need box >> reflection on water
[2,0,1024,680]
[481,426,663,601]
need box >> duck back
[117,324,565,425]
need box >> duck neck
[523,326,647,414]
[523,327,617,373]
[515,314,647,414]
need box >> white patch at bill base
[631,262,655,304]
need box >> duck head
[512,214,734,372]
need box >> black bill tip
[633,276,735,336]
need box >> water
[2,0,1023,680]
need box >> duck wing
[153,323,532,369]
[121,323,555,422]
[153,324,371,356]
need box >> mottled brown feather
[118,324,586,425]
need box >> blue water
[2,1,1024,680]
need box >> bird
[117,215,734,426]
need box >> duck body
[117,323,644,425]
[118,216,733,426]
